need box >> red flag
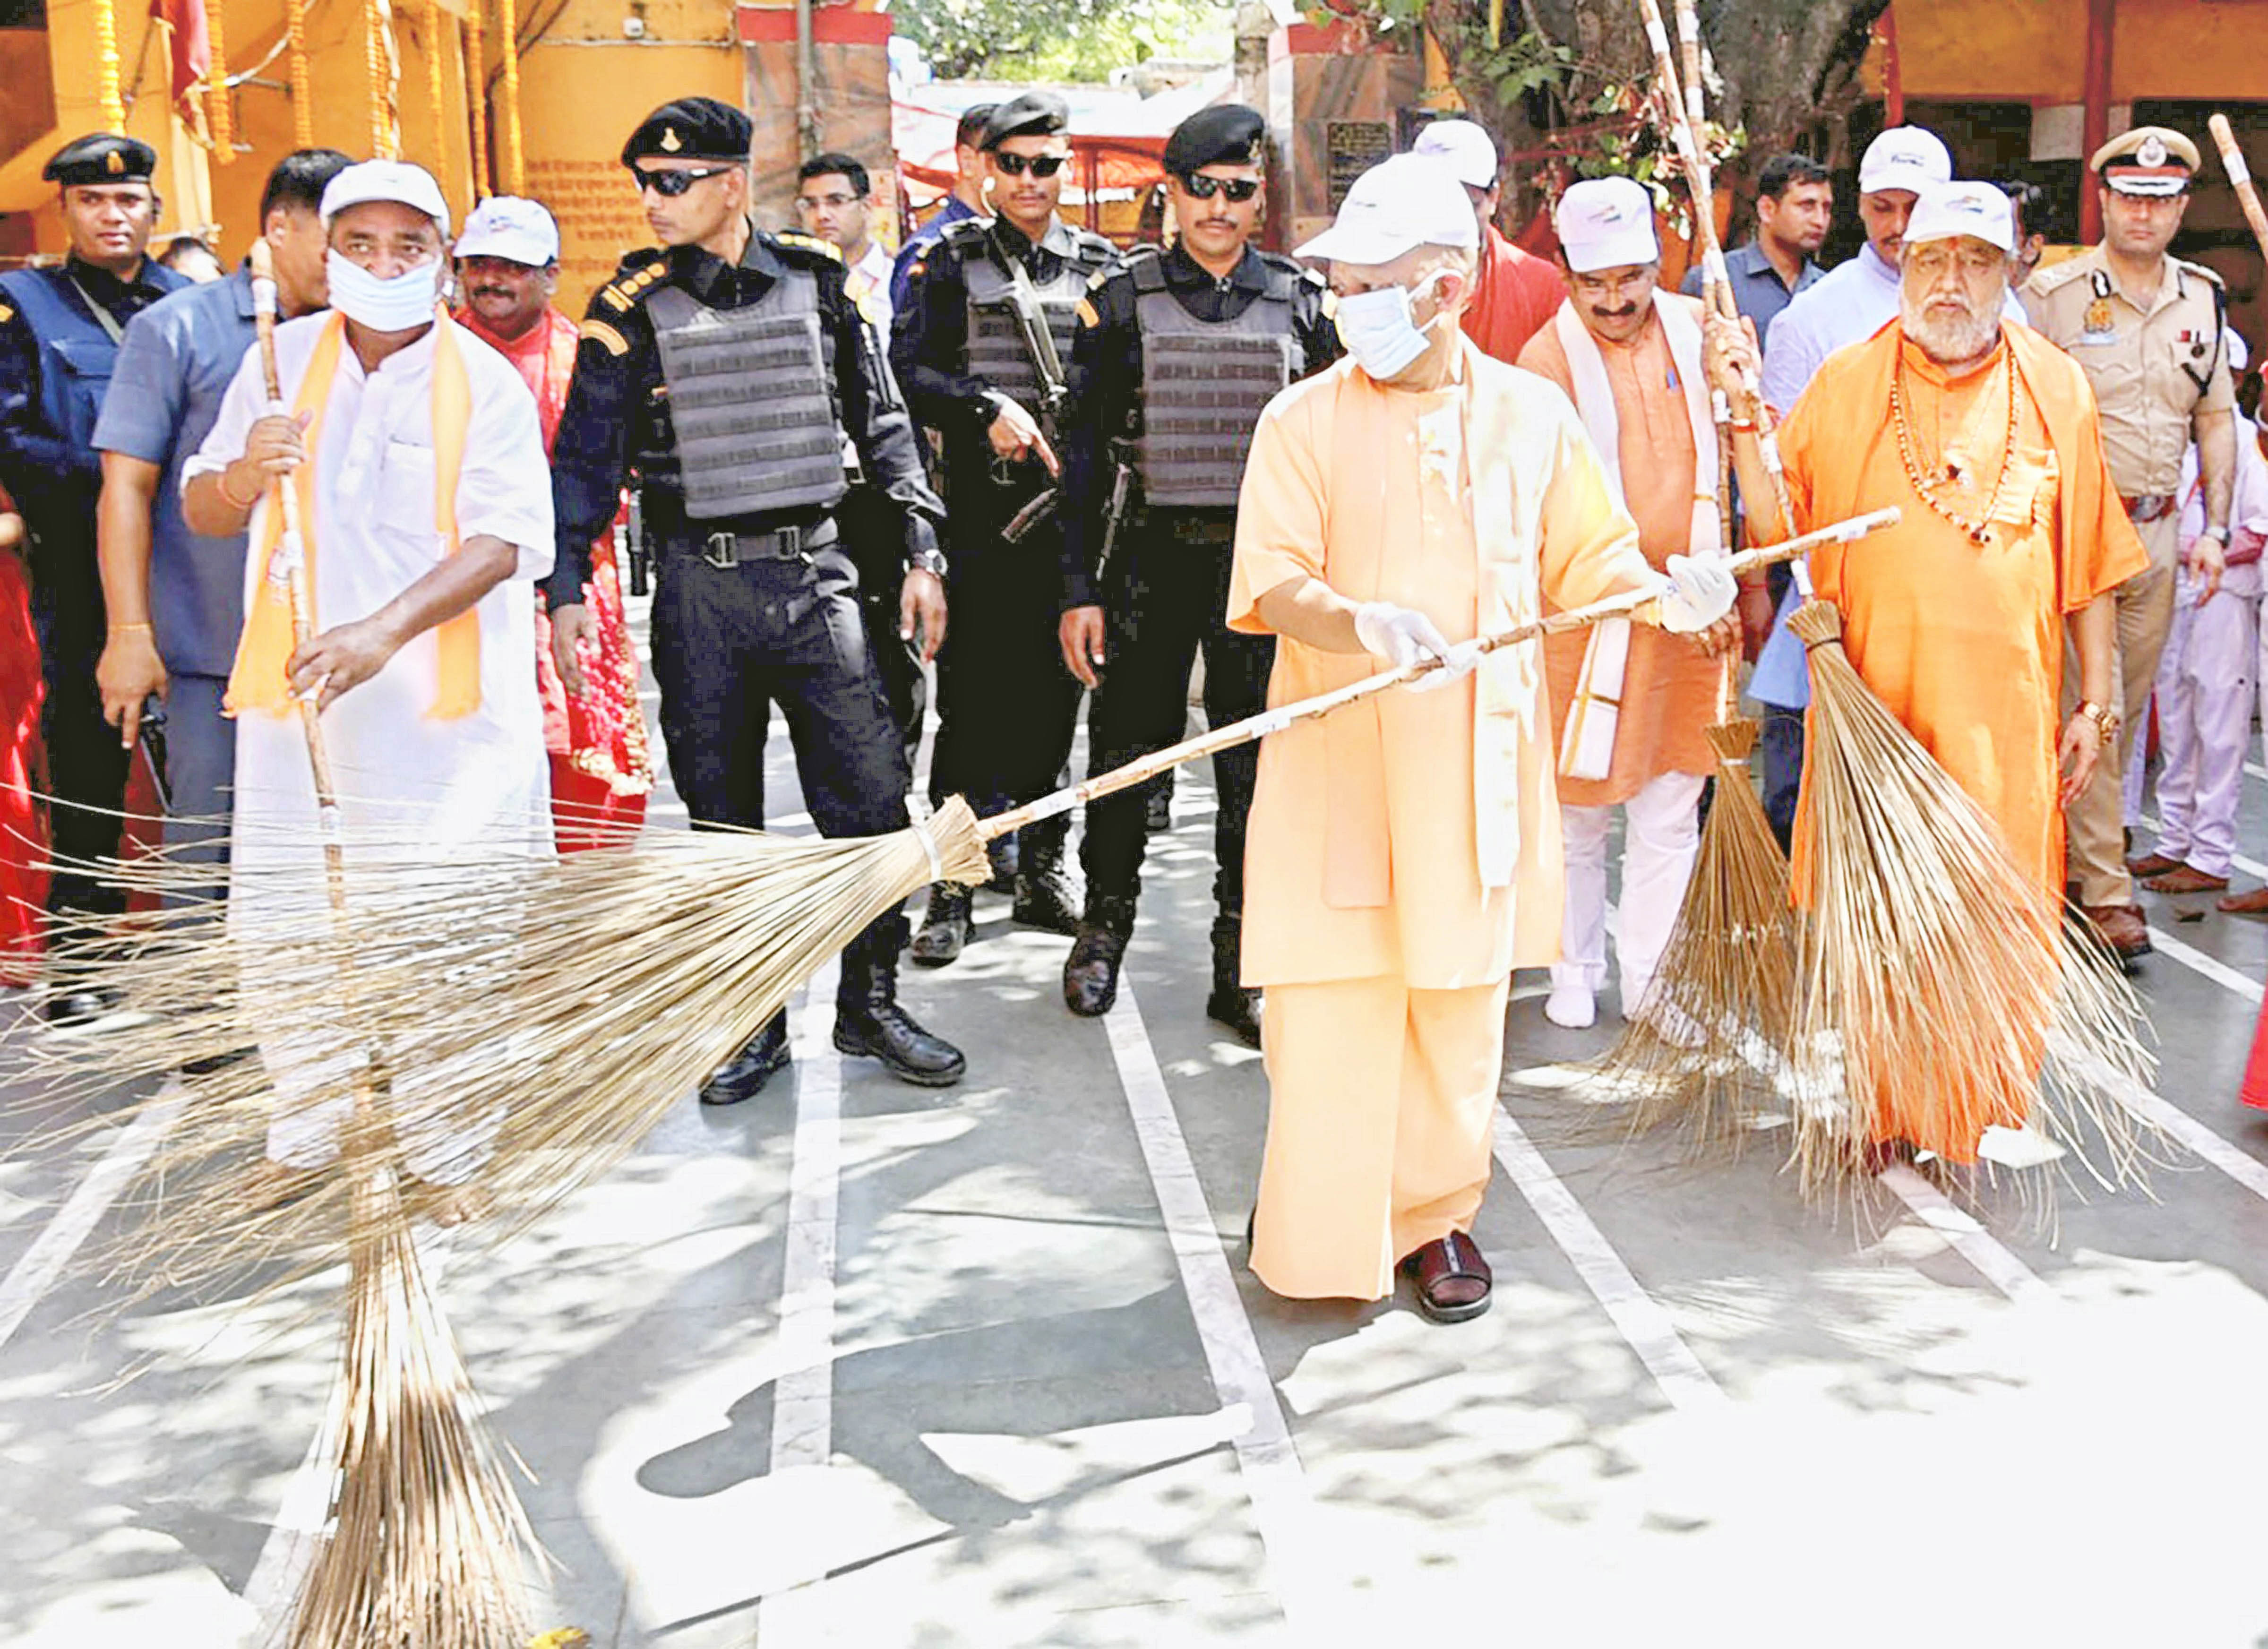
[150,0,211,113]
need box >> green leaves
[897,0,1235,81]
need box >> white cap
[320,160,452,237]
[1411,119,1498,191]
[1555,176,1659,274]
[1294,154,1478,264]
[455,196,560,267]
[1901,180,2015,253]
[1857,126,1953,197]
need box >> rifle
[1092,439,1137,585]
[623,487,651,598]
[991,224,1074,544]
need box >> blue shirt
[889,194,979,318]
[92,267,260,678]
[1679,240,1820,351]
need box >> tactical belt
[669,520,839,569]
[2122,494,2175,523]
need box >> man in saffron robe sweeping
[1727,181,2144,1162]
[1231,154,1736,1322]
[453,195,653,850]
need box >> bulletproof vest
[647,267,847,522]
[962,232,1100,411]
[0,267,136,453]
[1130,255,1300,510]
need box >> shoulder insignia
[597,260,669,313]
[775,231,844,264]
[579,318,629,357]
[904,258,926,280]
[1075,297,1100,328]
[0,303,12,326]
[2027,258,2088,296]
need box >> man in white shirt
[183,160,553,1214]
[798,151,894,334]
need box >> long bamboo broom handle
[980,507,1901,841]
[247,241,351,905]
[1633,0,1797,533]
[1669,0,1736,551]
[2209,114,2268,267]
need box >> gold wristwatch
[2076,700,2121,742]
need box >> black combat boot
[1012,815,1080,935]
[1062,894,1137,1017]
[983,831,1020,894]
[1205,915,1262,1048]
[834,920,966,1086]
[910,882,973,967]
[701,1011,791,1106]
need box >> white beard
[1901,289,2004,365]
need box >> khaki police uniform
[2026,147,2235,912]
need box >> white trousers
[2150,569,2261,876]
[1553,770,1707,1012]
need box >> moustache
[1590,304,1640,319]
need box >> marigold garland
[286,0,313,146]
[496,0,524,195]
[464,5,490,198]
[93,0,125,134]
[205,0,235,163]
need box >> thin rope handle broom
[38,511,1903,1301]
[244,240,538,1649]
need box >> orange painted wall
[1872,0,2268,105]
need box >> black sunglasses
[632,164,735,198]
[1178,174,1260,203]
[993,152,1068,179]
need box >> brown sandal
[1398,1231,1493,1323]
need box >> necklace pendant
[1969,523,1993,546]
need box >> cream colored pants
[2066,510,2178,907]
[1250,972,1512,1301]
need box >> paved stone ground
[7,597,2268,1648]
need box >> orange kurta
[1463,227,1567,365]
[1227,341,1657,990]
[1774,322,2146,892]
[1519,297,1722,806]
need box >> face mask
[325,249,441,331]
[1334,273,1445,381]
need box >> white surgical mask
[1334,273,1445,382]
[325,249,442,332]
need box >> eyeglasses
[632,164,735,198]
[1177,174,1260,203]
[992,152,1068,179]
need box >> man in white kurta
[183,162,552,1199]
[1228,155,1735,1321]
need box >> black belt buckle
[702,531,739,569]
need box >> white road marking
[1101,978,1318,1642]
[756,964,847,1640]
[2148,925,2264,1004]
[1488,1110,1727,1412]
[0,1087,183,1352]
[1874,1165,2056,1305]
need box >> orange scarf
[226,309,480,719]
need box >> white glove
[1353,601,1453,671]
[1408,636,1486,694]
[1655,553,1738,635]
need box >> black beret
[621,97,752,167]
[43,133,158,189]
[982,91,1070,151]
[1162,105,1265,178]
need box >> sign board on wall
[1325,119,1392,211]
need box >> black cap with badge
[43,133,159,189]
[981,91,1070,151]
[1161,104,1266,179]
[620,97,753,167]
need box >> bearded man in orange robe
[454,196,653,850]
[1726,180,2144,1161]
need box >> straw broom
[30,515,1900,1304]
[1593,0,1799,1128]
[1784,601,2156,1197]
[239,240,537,1649]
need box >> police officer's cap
[1162,105,1265,178]
[2091,125,2201,196]
[981,91,1070,151]
[621,97,752,167]
[43,133,159,189]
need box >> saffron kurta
[460,305,653,849]
[1518,296,1722,806]
[1228,341,1656,1299]
[1772,322,2146,894]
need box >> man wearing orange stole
[1726,180,2144,1161]
[454,196,653,850]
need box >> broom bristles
[1783,599,2156,1197]
[23,798,992,1299]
